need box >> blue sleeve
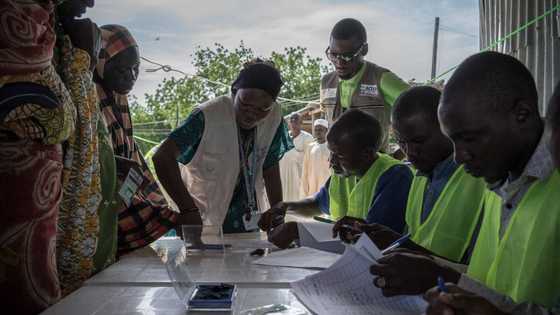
[313,177,331,214]
[263,119,294,170]
[168,109,204,165]
[366,165,413,233]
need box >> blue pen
[437,276,449,293]
[380,233,411,254]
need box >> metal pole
[431,17,440,80]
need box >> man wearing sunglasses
[321,18,409,150]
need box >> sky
[86,0,480,105]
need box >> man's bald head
[392,86,452,173]
[392,86,441,126]
[438,51,543,183]
[327,109,382,177]
[289,113,301,123]
[288,112,303,136]
[442,51,538,114]
[328,109,382,151]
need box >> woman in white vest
[153,60,293,233]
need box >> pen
[437,276,449,293]
[313,215,337,224]
[380,233,411,254]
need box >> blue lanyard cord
[238,128,258,214]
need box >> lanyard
[238,128,258,216]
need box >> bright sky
[87,0,480,104]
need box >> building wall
[479,0,560,113]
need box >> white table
[86,234,318,288]
[41,285,309,315]
[44,233,314,314]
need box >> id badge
[243,212,261,231]
[118,167,143,207]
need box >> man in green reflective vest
[258,109,412,248]
[343,86,486,263]
[424,82,560,315]
[321,18,409,150]
[369,52,560,312]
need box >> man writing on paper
[321,18,409,150]
[259,109,412,248]
[300,118,331,197]
[334,86,487,264]
[368,52,560,312]
[424,81,560,315]
[279,113,314,201]
[153,60,292,234]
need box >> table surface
[41,285,309,315]
[86,233,318,288]
[43,232,315,314]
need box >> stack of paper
[291,235,427,315]
[297,221,346,254]
[252,246,341,270]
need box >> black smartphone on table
[187,283,237,311]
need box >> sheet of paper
[298,222,346,254]
[299,222,337,242]
[252,246,341,270]
[291,246,427,315]
[353,233,382,262]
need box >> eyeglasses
[325,43,366,63]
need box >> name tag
[359,84,378,97]
[322,88,337,99]
[243,212,261,231]
[118,167,143,207]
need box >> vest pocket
[198,152,226,179]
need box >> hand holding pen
[332,216,366,243]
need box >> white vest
[180,95,282,226]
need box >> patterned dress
[0,2,74,313]
[55,35,103,296]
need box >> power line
[439,24,477,38]
[134,135,161,145]
[134,120,172,126]
[140,56,320,105]
[429,4,560,83]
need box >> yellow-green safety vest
[329,154,401,220]
[467,170,560,307]
[405,166,486,262]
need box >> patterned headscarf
[95,24,138,80]
[0,0,56,75]
[95,24,138,157]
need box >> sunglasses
[325,43,366,63]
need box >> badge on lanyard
[243,211,261,231]
[238,128,260,230]
[322,88,337,99]
[118,167,143,207]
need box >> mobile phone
[313,215,336,224]
[188,283,237,311]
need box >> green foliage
[130,42,329,154]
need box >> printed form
[291,235,427,315]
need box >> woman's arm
[153,138,202,225]
[263,162,283,207]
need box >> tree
[130,42,329,154]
